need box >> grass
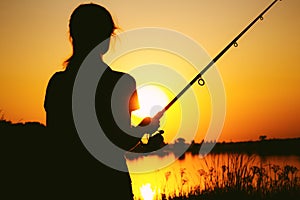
[158,154,300,200]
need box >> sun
[131,83,179,143]
[132,84,169,120]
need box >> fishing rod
[161,0,281,113]
[137,0,281,150]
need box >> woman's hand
[146,117,160,135]
[138,110,164,135]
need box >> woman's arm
[112,73,161,137]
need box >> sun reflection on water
[140,184,155,200]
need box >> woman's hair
[64,3,117,67]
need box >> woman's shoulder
[109,69,136,84]
[47,70,72,86]
[49,71,66,81]
[45,70,71,96]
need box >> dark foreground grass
[162,154,300,200]
[168,189,300,200]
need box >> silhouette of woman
[44,3,161,199]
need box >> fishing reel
[130,129,166,153]
[131,117,166,153]
[142,130,165,153]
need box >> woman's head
[66,3,117,66]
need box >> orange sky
[0,0,299,142]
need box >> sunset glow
[0,0,299,142]
[1,1,300,200]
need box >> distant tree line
[188,137,300,156]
